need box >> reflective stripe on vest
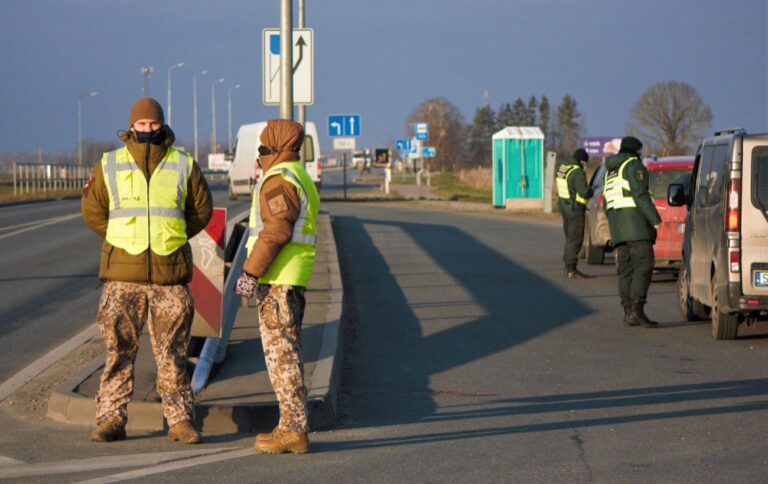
[246,161,319,287]
[556,164,588,205]
[603,157,637,210]
[102,147,192,256]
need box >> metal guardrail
[8,162,90,194]
[191,209,250,394]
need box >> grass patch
[0,184,80,202]
[431,172,492,203]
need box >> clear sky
[0,0,766,157]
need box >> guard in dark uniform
[556,148,593,279]
[603,136,661,327]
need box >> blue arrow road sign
[396,139,410,152]
[422,147,436,158]
[328,114,361,137]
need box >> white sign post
[262,28,314,105]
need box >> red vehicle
[645,156,695,268]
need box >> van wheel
[678,264,707,321]
[228,185,238,201]
[585,226,605,265]
[711,283,738,340]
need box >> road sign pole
[343,151,347,201]
[280,0,293,120]
[297,0,305,164]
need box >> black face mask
[134,128,165,145]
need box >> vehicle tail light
[729,250,740,273]
[597,194,604,206]
[747,299,760,305]
[726,178,741,232]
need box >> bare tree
[555,94,582,157]
[628,81,712,155]
[406,97,467,171]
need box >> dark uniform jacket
[81,127,213,285]
[603,152,661,245]
[557,158,593,214]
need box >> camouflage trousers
[95,281,195,427]
[256,284,308,432]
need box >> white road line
[0,212,81,241]
[75,448,256,484]
[0,455,25,466]
[0,447,241,479]
[0,323,98,403]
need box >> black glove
[234,273,258,298]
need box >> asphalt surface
[0,188,250,384]
[4,184,768,481]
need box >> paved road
[3,201,768,482]
[0,188,250,385]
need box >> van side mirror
[667,183,687,207]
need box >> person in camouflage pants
[95,281,195,429]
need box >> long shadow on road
[333,214,594,430]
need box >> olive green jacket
[603,153,661,245]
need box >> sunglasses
[258,145,272,156]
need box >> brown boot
[256,427,279,443]
[254,429,309,454]
[90,422,126,443]
[167,420,201,444]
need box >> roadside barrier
[9,162,90,194]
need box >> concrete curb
[46,212,345,433]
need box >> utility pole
[211,78,225,155]
[77,91,98,165]
[140,66,154,96]
[227,84,241,155]
[280,0,293,120]
[193,69,208,162]
[166,62,184,126]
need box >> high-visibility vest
[556,164,589,205]
[101,146,192,256]
[603,157,641,211]
[246,161,319,287]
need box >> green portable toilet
[492,126,545,209]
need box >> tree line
[406,80,712,172]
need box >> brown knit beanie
[129,97,164,127]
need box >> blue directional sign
[396,138,410,152]
[422,147,436,158]
[328,114,361,137]
[415,122,429,141]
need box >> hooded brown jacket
[81,127,213,285]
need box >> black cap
[573,148,589,162]
[619,136,643,154]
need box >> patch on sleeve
[266,189,289,215]
[81,171,95,195]
[636,169,645,182]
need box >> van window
[695,146,714,207]
[649,169,691,199]
[753,146,768,211]
[707,144,729,206]
[301,135,315,162]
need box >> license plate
[677,223,685,234]
[755,271,768,287]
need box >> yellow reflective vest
[556,164,589,205]
[603,157,639,210]
[246,161,320,287]
[101,146,192,256]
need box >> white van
[228,121,322,200]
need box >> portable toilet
[492,126,545,210]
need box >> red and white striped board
[189,207,227,337]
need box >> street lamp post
[77,91,99,165]
[140,66,154,96]
[210,78,225,155]
[166,62,184,126]
[227,84,241,155]
[193,69,208,162]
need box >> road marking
[0,212,81,241]
[0,455,25,466]
[0,447,241,479]
[0,323,98,403]
[76,447,255,483]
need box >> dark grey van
[668,128,768,339]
